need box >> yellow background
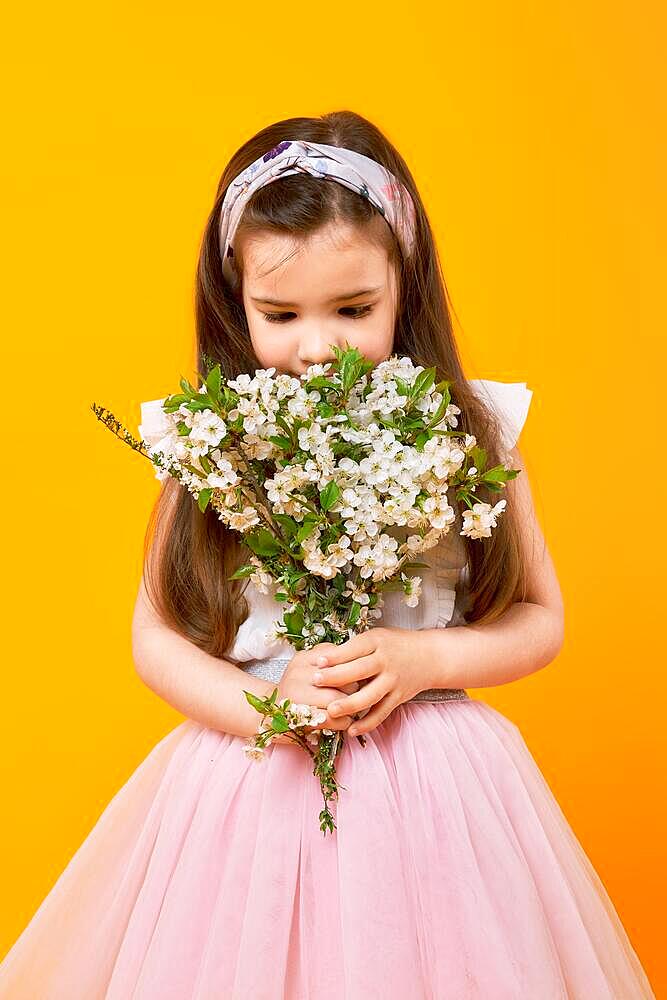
[1,0,664,991]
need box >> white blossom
[188,409,227,447]
[227,507,260,533]
[286,703,328,729]
[401,573,422,608]
[138,352,511,655]
[460,499,507,539]
[249,557,274,594]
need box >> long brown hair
[142,110,530,656]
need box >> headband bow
[218,139,417,289]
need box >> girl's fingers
[308,686,350,708]
[314,632,376,667]
[309,714,353,732]
[327,676,389,719]
[347,693,396,736]
[308,642,343,667]
[313,654,378,689]
[308,684,359,709]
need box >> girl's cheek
[250,333,292,371]
[355,332,394,364]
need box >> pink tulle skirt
[0,697,656,999]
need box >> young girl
[0,111,656,999]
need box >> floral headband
[218,139,417,290]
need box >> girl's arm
[438,441,565,690]
[311,444,565,732]
[131,577,277,739]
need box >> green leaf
[245,529,282,557]
[283,606,305,636]
[482,465,509,483]
[427,384,452,428]
[410,367,436,401]
[359,358,375,379]
[282,634,306,649]
[456,490,475,508]
[348,602,361,627]
[244,691,269,713]
[273,514,299,539]
[229,564,256,580]
[295,516,319,544]
[197,488,213,512]
[319,481,341,512]
[162,393,189,410]
[305,376,341,392]
[470,446,486,470]
[274,414,294,437]
[269,435,292,450]
[205,364,221,398]
[338,346,368,394]
[267,687,279,705]
[271,715,290,732]
[275,592,288,602]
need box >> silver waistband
[239,657,469,704]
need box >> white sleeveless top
[226,379,533,665]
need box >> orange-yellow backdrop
[1,0,664,992]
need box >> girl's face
[238,221,398,376]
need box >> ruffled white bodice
[226,379,533,664]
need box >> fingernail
[313,672,323,683]
[330,703,340,715]
[349,726,358,736]
[315,656,328,666]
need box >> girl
[0,111,656,999]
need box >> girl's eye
[262,312,295,324]
[340,305,374,319]
[262,305,374,324]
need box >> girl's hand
[270,647,360,745]
[310,628,438,737]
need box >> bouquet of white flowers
[92,346,517,834]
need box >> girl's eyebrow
[250,285,384,307]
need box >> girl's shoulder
[466,378,534,451]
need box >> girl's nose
[296,328,341,367]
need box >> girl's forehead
[240,217,381,257]
[239,223,395,303]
